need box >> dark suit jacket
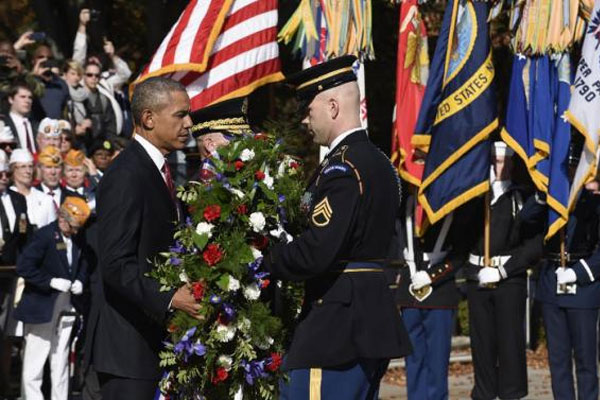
[91,140,176,380]
[13,221,86,324]
[2,114,38,149]
[0,190,30,266]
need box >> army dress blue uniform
[536,189,600,400]
[465,186,545,400]
[396,195,471,400]
[265,130,412,399]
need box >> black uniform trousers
[542,304,599,400]
[467,281,527,400]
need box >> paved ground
[380,366,553,399]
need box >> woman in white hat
[9,149,56,229]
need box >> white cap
[37,118,60,138]
[0,150,8,172]
[492,141,514,157]
[0,122,15,143]
[9,149,33,165]
[57,119,72,132]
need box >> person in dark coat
[465,142,545,400]
[88,77,201,400]
[264,56,411,399]
[14,196,91,400]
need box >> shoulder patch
[322,164,350,175]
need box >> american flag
[133,0,284,110]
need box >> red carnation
[260,279,270,289]
[236,204,248,215]
[234,160,245,171]
[289,161,299,169]
[192,281,205,301]
[203,244,223,266]
[266,353,282,372]
[255,170,265,181]
[211,367,229,384]
[167,324,178,333]
[203,205,221,222]
[253,235,269,250]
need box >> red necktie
[161,162,175,199]
[23,120,34,153]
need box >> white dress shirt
[326,127,363,157]
[40,183,62,209]
[11,187,56,229]
[9,112,36,152]
[61,234,73,266]
[66,186,85,195]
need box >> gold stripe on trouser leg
[309,368,322,400]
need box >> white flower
[263,174,274,189]
[179,271,190,283]
[250,247,262,260]
[239,148,255,162]
[249,212,266,233]
[195,222,215,238]
[237,317,251,331]
[227,275,240,292]
[215,324,236,342]
[218,355,233,371]
[229,188,245,199]
[256,336,274,350]
[243,283,261,300]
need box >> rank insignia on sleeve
[312,197,333,227]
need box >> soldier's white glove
[478,267,501,285]
[71,280,83,295]
[556,267,577,285]
[411,271,432,290]
[269,225,293,243]
[50,278,72,293]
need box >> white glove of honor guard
[478,267,501,285]
[556,267,577,285]
[411,271,432,290]
[71,280,83,295]
[50,278,72,293]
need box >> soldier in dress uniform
[536,146,600,400]
[14,196,91,400]
[465,142,545,400]
[263,55,412,399]
[396,185,471,400]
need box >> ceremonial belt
[404,251,449,267]
[469,254,511,267]
[545,252,591,264]
[334,262,384,273]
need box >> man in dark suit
[4,83,37,153]
[14,196,90,400]
[90,77,201,399]
[35,145,65,208]
[265,56,411,399]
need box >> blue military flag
[414,0,497,224]
[546,54,572,240]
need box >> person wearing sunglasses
[82,61,117,145]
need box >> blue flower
[169,257,182,266]
[173,327,205,361]
[209,294,221,304]
[170,241,186,254]
[241,360,268,385]
[278,195,286,203]
[222,302,235,320]
[185,216,193,227]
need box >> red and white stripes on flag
[133,0,284,110]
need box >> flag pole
[484,190,491,268]
[558,228,567,293]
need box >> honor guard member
[264,55,412,399]
[465,142,545,400]
[0,149,30,393]
[536,144,600,400]
[14,196,91,400]
[397,185,471,400]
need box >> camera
[0,55,9,66]
[90,9,101,21]
[30,32,46,41]
[41,59,60,70]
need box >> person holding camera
[30,44,69,121]
[82,62,116,145]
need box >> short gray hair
[131,77,187,125]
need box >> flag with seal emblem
[414,0,498,225]
[565,1,600,213]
